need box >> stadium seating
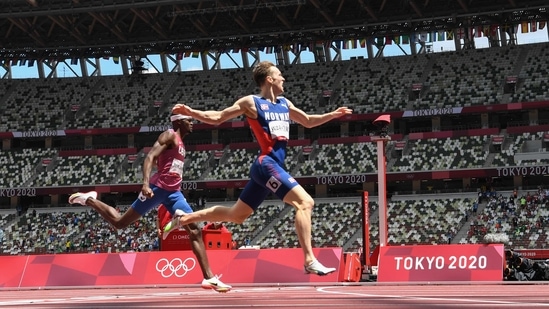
[461,189,549,249]
[510,43,549,103]
[282,62,346,113]
[339,56,427,113]
[224,203,283,247]
[1,190,546,255]
[166,69,250,121]
[417,46,519,109]
[32,154,126,186]
[255,201,363,249]
[2,42,549,256]
[295,142,377,176]
[68,74,179,129]
[204,147,258,180]
[1,42,549,133]
[0,78,94,132]
[3,208,90,255]
[0,148,57,187]
[491,132,546,167]
[384,198,471,245]
[392,136,487,172]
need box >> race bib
[268,120,289,140]
[169,158,184,176]
[137,191,146,202]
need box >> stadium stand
[33,154,126,186]
[510,43,549,103]
[0,148,57,187]
[492,131,547,167]
[295,142,378,176]
[1,41,549,256]
[392,136,488,171]
[205,147,258,180]
[0,78,95,132]
[416,46,520,109]
[67,74,179,129]
[340,56,427,113]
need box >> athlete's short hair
[252,61,276,87]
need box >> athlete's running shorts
[131,184,193,216]
[239,155,299,211]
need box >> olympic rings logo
[155,257,196,278]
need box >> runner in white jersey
[68,114,231,292]
[165,61,352,276]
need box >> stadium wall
[0,248,344,288]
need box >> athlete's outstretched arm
[172,96,255,125]
[288,101,352,128]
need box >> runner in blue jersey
[166,61,352,275]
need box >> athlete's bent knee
[186,225,202,240]
[298,197,314,212]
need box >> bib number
[169,158,184,176]
[268,120,289,140]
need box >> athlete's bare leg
[86,198,142,229]
[282,185,315,266]
[182,223,214,279]
[178,200,253,225]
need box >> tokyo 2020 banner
[377,244,504,282]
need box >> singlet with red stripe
[150,129,186,191]
[247,96,290,165]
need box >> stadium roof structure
[0,0,548,61]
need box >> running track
[1,283,548,308]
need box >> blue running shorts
[239,155,299,211]
[131,184,193,216]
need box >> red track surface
[1,283,549,308]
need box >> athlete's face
[180,118,193,134]
[267,67,285,95]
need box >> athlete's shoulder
[239,95,259,108]
[158,128,179,146]
[275,97,290,110]
[250,95,264,102]
[158,128,173,139]
[161,128,176,139]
